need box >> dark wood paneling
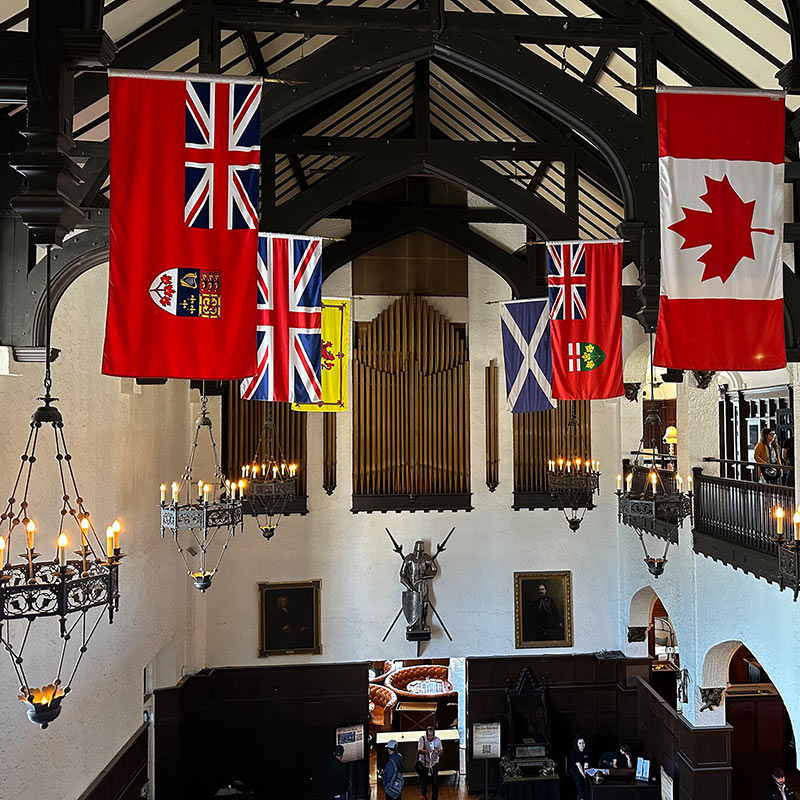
[636,678,731,800]
[154,663,369,800]
[77,724,148,800]
[466,654,638,794]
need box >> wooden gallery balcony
[692,462,800,599]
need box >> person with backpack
[380,739,405,799]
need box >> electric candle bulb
[575,458,581,468]
[230,482,236,501]
[262,463,266,474]
[558,458,563,470]
[197,480,203,499]
[172,482,179,503]
[651,472,657,495]
[617,474,622,491]
[626,473,633,490]
[106,526,114,558]
[58,533,68,567]
[241,465,246,478]
[203,483,210,503]
[253,465,259,476]
[776,506,785,536]
[273,465,278,478]
[566,460,571,473]
[80,517,90,547]
[793,510,800,541]
[26,520,35,551]
[160,483,166,503]
[688,474,693,491]
[238,479,245,492]
[112,519,121,549]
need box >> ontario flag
[102,71,261,379]
[240,233,322,403]
[547,240,624,400]
[654,88,786,371]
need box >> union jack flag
[184,79,261,230]
[241,233,323,403]
[547,242,587,321]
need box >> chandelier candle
[58,535,68,568]
[777,507,784,537]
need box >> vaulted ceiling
[1,0,799,350]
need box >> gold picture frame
[514,571,573,648]
[258,580,322,657]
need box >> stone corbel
[699,687,725,712]
[692,370,716,390]
[627,625,647,643]
[624,382,641,402]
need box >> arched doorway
[702,641,797,800]
[628,587,680,708]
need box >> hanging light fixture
[239,403,296,540]
[547,401,600,531]
[160,391,242,592]
[617,334,692,575]
[0,246,123,727]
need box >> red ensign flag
[654,88,786,371]
[547,240,624,400]
[102,71,262,378]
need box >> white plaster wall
[0,265,195,800]
[203,244,625,667]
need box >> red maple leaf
[667,174,774,283]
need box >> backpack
[384,754,404,799]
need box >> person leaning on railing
[754,427,783,485]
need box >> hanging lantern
[239,403,296,540]
[547,401,600,531]
[160,393,242,592]
[617,334,692,575]
[0,246,122,727]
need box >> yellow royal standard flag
[292,299,349,412]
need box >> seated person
[613,744,633,769]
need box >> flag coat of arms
[103,71,261,378]
[500,299,556,413]
[241,233,323,403]
[547,240,624,400]
[292,299,350,412]
[654,88,785,371]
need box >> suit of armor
[400,540,438,635]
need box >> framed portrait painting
[514,571,573,648]
[258,580,322,657]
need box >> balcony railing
[692,465,800,599]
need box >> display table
[498,774,559,800]
[375,729,460,779]
[588,778,660,798]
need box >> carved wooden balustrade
[692,466,800,599]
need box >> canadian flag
[654,88,786,371]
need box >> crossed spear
[382,527,455,644]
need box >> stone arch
[701,639,742,688]
[629,585,658,629]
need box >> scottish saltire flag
[241,233,323,403]
[500,299,555,413]
[184,80,261,229]
[547,242,587,320]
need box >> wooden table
[395,699,438,730]
[588,779,660,798]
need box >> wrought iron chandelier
[0,246,122,727]
[547,401,600,531]
[616,335,692,576]
[239,403,296,540]
[160,392,242,592]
